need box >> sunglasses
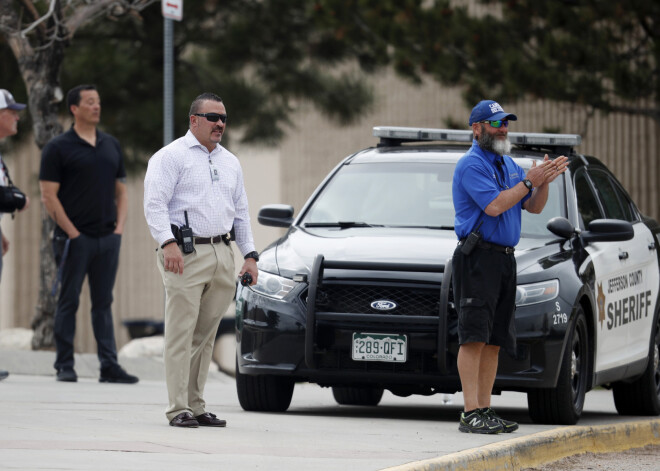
[479,120,509,128]
[194,113,227,123]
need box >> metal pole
[163,17,174,312]
[163,17,174,146]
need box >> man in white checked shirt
[144,92,258,428]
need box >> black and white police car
[235,126,660,425]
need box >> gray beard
[478,130,512,156]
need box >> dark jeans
[53,232,121,371]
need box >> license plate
[352,333,407,362]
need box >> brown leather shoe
[169,412,199,428]
[195,412,227,427]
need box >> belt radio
[180,211,194,254]
[461,220,483,255]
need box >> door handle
[649,242,657,251]
[619,251,629,260]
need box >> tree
[397,0,659,125]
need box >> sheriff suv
[235,126,660,425]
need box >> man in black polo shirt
[39,84,138,384]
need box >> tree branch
[20,0,55,37]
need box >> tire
[527,307,589,425]
[236,360,295,412]
[612,314,660,416]
[332,386,384,406]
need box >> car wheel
[527,306,589,425]
[612,313,660,416]
[235,360,295,412]
[332,386,384,406]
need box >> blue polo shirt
[452,141,531,247]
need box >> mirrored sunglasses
[479,120,508,128]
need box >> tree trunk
[1,2,67,349]
[25,60,66,350]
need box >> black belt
[459,239,515,255]
[194,234,231,245]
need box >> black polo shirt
[39,127,126,237]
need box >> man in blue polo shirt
[452,100,568,434]
[39,84,138,384]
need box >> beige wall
[1,70,658,354]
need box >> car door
[583,169,658,372]
[588,169,658,363]
[574,169,626,371]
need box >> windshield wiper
[303,221,380,229]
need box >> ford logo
[370,300,397,311]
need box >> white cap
[0,89,26,111]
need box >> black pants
[53,233,121,372]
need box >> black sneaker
[99,365,139,384]
[480,407,518,433]
[56,368,78,382]
[458,409,503,434]
[0,370,8,381]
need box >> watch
[244,251,259,262]
[522,179,533,191]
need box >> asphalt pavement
[1,349,659,471]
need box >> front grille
[315,283,440,316]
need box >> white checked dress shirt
[144,130,256,256]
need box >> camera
[0,186,26,213]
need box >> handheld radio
[460,220,483,255]
[180,211,194,254]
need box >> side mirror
[547,217,576,239]
[258,204,295,228]
[581,219,634,244]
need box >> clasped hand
[525,154,569,188]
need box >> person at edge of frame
[0,88,31,382]
[452,99,569,434]
[143,92,259,428]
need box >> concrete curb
[382,419,660,471]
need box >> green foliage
[460,0,658,119]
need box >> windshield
[301,161,565,237]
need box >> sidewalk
[1,349,659,471]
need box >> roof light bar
[508,132,581,147]
[373,126,473,143]
[373,126,582,150]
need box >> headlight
[250,270,296,299]
[515,279,559,306]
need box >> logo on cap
[489,102,504,114]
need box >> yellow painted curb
[382,418,660,471]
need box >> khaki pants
[157,242,235,422]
